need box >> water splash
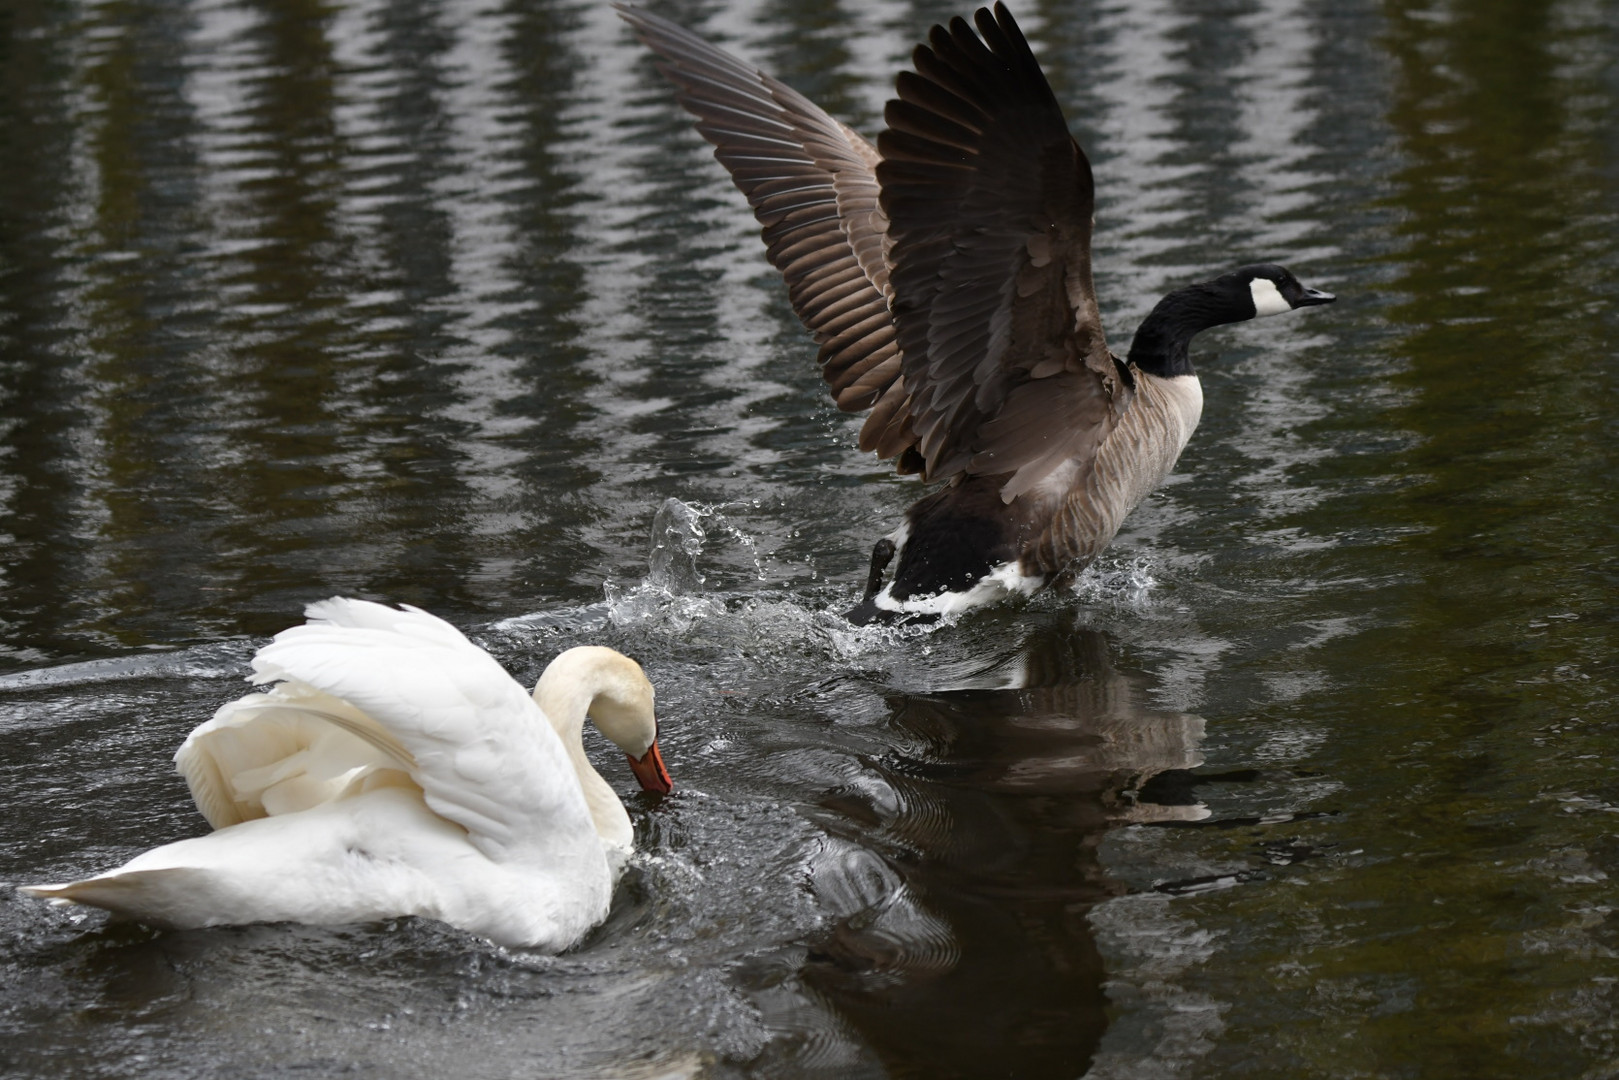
[603,498,737,630]
[535,496,964,680]
[822,610,951,663]
[645,497,710,593]
[1067,556,1160,606]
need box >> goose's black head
[1128,263,1336,378]
[1231,263,1336,319]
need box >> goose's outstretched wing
[182,599,591,862]
[878,3,1125,499]
[615,4,915,464]
[621,4,1129,499]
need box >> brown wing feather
[619,3,1124,498]
[877,3,1122,499]
[615,5,902,425]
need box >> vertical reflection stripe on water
[184,0,413,630]
[1085,0,1201,292]
[0,5,100,661]
[1208,0,1339,531]
[584,0,792,482]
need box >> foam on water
[0,641,253,693]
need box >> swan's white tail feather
[22,869,209,928]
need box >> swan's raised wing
[220,599,595,863]
[615,5,920,468]
[879,3,1127,500]
[177,685,412,829]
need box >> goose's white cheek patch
[1249,277,1291,317]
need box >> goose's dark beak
[1297,287,1336,307]
[627,739,673,794]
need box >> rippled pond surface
[2,0,1616,1076]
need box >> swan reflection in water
[803,622,1207,1078]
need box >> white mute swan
[23,598,673,951]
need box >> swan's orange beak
[626,740,673,794]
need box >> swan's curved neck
[533,675,635,861]
[1128,282,1247,379]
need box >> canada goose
[617,3,1335,623]
[24,599,672,950]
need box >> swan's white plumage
[178,686,413,829]
[24,599,663,951]
[242,601,597,861]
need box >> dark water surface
[2,0,1617,1076]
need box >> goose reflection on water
[800,623,1206,1078]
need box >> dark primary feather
[618,3,1129,498]
[877,3,1122,499]
[613,4,906,458]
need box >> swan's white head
[534,646,672,794]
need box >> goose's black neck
[1127,281,1251,379]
